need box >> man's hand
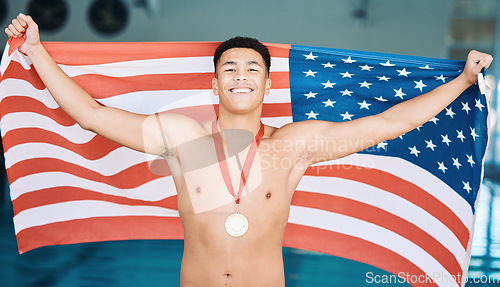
[5,13,40,55]
[460,50,493,86]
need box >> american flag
[0,41,488,287]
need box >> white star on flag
[397,68,411,77]
[322,62,335,68]
[375,96,388,102]
[304,91,317,99]
[323,99,336,107]
[466,154,475,166]
[429,117,439,124]
[341,89,353,96]
[376,142,388,149]
[419,65,434,70]
[414,80,427,92]
[445,107,456,118]
[441,134,452,146]
[377,76,390,81]
[342,56,356,63]
[358,100,371,109]
[340,71,354,78]
[457,130,466,142]
[359,81,372,89]
[463,181,472,193]
[360,64,373,71]
[425,140,437,151]
[475,99,485,111]
[452,158,462,169]
[409,146,421,157]
[306,110,319,119]
[304,52,318,60]
[470,128,479,141]
[394,88,406,99]
[380,60,395,66]
[462,102,471,114]
[437,162,447,173]
[321,80,335,88]
[435,75,448,83]
[304,70,317,77]
[340,111,354,120]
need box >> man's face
[212,48,271,114]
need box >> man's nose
[234,71,248,81]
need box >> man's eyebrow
[247,61,261,66]
[221,61,236,66]
[221,60,262,66]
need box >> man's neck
[217,110,263,135]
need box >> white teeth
[231,88,252,93]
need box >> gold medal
[212,120,264,238]
[225,212,248,237]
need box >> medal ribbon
[212,120,265,204]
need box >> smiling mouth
[229,88,253,94]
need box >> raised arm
[5,14,167,155]
[273,50,493,165]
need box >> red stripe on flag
[292,190,462,279]
[0,61,45,90]
[42,42,291,65]
[2,128,118,155]
[262,103,292,117]
[305,165,470,249]
[7,158,163,187]
[283,224,441,287]
[16,216,184,254]
[12,188,178,216]
[0,96,74,126]
[265,43,292,58]
[44,42,221,64]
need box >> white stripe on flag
[1,112,94,140]
[10,172,176,202]
[1,50,31,74]
[57,56,289,77]
[5,143,148,173]
[0,79,58,108]
[261,116,293,128]
[13,200,180,235]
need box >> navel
[196,187,202,193]
[266,192,272,199]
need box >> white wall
[1,0,451,58]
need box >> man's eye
[249,68,258,72]
[225,69,235,72]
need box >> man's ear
[264,78,271,96]
[212,77,219,96]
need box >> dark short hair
[213,36,271,77]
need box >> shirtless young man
[6,14,493,287]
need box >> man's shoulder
[155,112,211,139]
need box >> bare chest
[166,140,300,213]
